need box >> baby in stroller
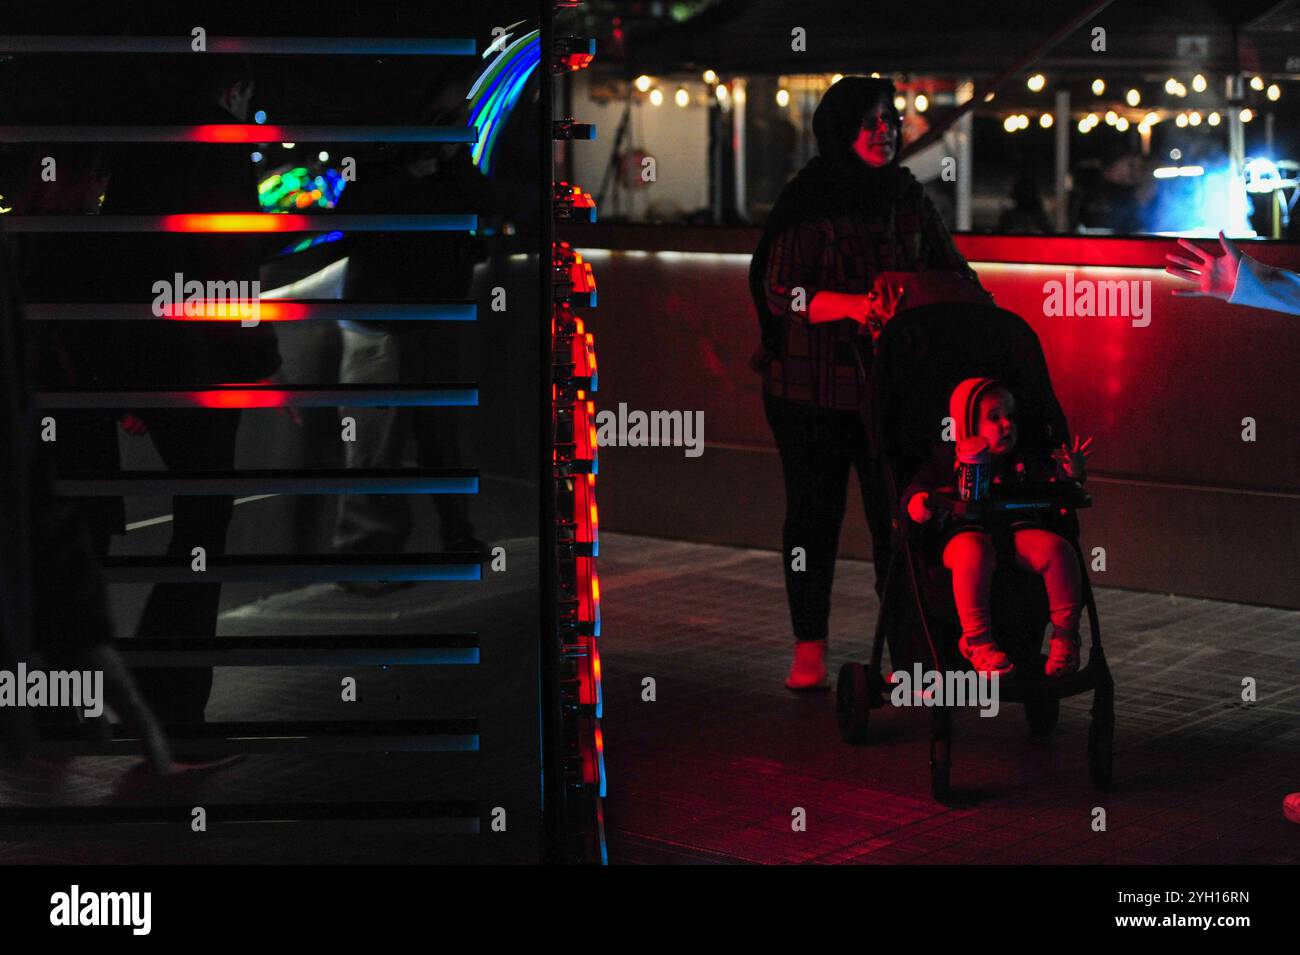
[901,377,1093,679]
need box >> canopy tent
[622,0,1289,78]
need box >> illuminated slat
[27,720,480,756]
[24,302,477,322]
[54,468,479,496]
[38,385,478,409]
[100,554,482,584]
[0,124,478,143]
[0,803,483,837]
[2,214,476,233]
[117,634,480,667]
[0,36,475,55]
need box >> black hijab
[749,76,921,361]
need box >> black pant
[763,392,891,643]
[130,408,241,725]
[334,325,474,552]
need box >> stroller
[835,302,1114,801]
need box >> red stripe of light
[191,124,286,142]
[162,214,314,232]
[161,301,309,321]
[194,389,289,409]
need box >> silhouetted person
[332,102,494,593]
[1,233,171,772]
[93,56,281,741]
[998,176,1052,233]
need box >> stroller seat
[834,302,1115,801]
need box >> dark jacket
[757,187,978,410]
[340,146,495,326]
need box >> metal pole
[1054,87,1071,232]
[733,78,748,223]
[954,80,973,231]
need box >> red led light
[160,301,309,322]
[191,124,286,143]
[162,213,314,232]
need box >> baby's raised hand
[907,491,933,524]
[1052,435,1093,481]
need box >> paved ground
[596,533,1300,864]
[2,529,1296,864]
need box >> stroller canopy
[869,303,1071,485]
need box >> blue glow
[254,109,267,124]
[1143,161,1253,235]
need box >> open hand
[1052,435,1093,480]
[1165,231,1244,300]
[906,491,933,524]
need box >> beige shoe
[785,639,829,690]
[1046,633,1081,678]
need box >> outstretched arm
[1165,230,1300,317]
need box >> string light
[702,69,717,84]
[1268,84,1281,101]
[1240,108,1254,122]
[635,75,652,92]
[1207,111,1221,126]
[1091,78,1105,95]
[674,88,689,107]
[649,87,663,106]
[1250,76,1265,91]
[1126,88,1140,107]
[1027,73,1046,92]
[1192,73,1207,92]
[776,88,790,107]
[1039,113,1053,128]
[914,94,928,112]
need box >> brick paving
[2,530,1295,864]
[597,533,1300,864]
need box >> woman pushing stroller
[902,377,1093,679]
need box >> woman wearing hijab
[748,76,984,690]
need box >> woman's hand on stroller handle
[906,491,933,524]
[847,294,890,341]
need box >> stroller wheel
[1088,717,1113,790]
[836,663,871,744]
[1024,696,1060,736]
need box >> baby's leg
[1012,528,1082,639]
[942,531,997,642]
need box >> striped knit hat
[949,377,1007,443]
